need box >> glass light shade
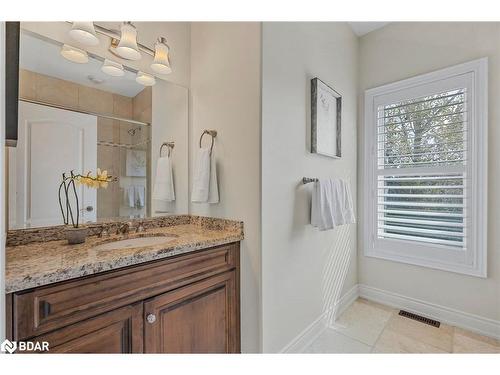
[60,44,88,64]
[135,71,156,86]
[101,59,125,77]
[150,38,172,75]
[115,22,141,61]
[69,22,99,46]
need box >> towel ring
[160,142,175,157]
[199,130,217,153]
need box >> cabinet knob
[146,313,156,324]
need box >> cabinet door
[144,271,239,353]
[34,303,143,353]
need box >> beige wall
[358,22,500,321]
[19,68,134,116]
[261,22,359,352]
[189,22,262,352]
[151,82,189,216]
[133,87,152,124]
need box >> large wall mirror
[7,22,189,230]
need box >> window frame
[363,58,488,277]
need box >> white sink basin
[93,235,176,251]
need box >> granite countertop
[6,216,244,294]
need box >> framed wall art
[311,77,342,158]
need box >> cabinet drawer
[13,243,238,340]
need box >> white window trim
[363,58,488,277]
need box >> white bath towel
[191,148,219,203]
[311,178,355,231]
[152,156,175,202]
[135,185,145,208]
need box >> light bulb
[151,37,172,75]
[69,22,99,46]
[115,22,141,61]
[60,44,88,64]
[101,59,125,77]
[136,71,156,86]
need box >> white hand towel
[152,156,175,202]
[191,148,211,202]
[207,149,219,204]
[311,178,355,231]
[192,147,219,203]
[135,185,145,208]
[127,186,135,208]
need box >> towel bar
[302,177,319,184]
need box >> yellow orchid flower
[97,169,110,188]
[73,169,115,190]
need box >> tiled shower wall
[18,69,152,219]
[116,88,152,218]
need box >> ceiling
[20,31,144,98]
[348,22,389,36]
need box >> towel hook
[199,130,217,153]
[160,141,175,157]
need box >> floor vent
[398,310,441,328]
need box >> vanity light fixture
[115,22,141,61]
[65,21,173,79]
[150,37,172,75]
[60,44,89,64]
[69,22,99,46]
[101,59,125,77]
[136,71,156,86]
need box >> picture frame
[311,77,342,158]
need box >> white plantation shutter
[363,59,488,277]
[377,89,467,249]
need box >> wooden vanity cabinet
[6,242,240,354]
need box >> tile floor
[304,298,500,353]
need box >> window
[363,59,488,277]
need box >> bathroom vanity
[5,216,243,353]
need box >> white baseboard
[279,311,327,353]
[280,285,359,353]
[359,284,500,340]
[332,284,360,322]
